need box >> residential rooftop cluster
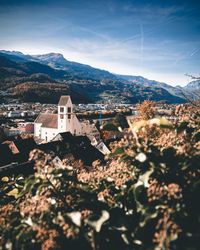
[0,96,180,176]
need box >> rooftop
[35,113,58,128]
[58,96,70,106]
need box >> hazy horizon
[0,0,199,86]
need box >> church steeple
[57,96,73,133]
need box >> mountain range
[0,50,199,104]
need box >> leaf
[36,183,50,195]
[149,117,173,128]
[86,210,110,232]
[23,217,33,226]
[7,188,19,198]
[135,169,153,188]
[121,233,129,245]
[67,211,82,227]
[177,121,189,133]
[139,211,158,227]
[18,176,41,198]
[159,117,173,128]
[1,176,9,182]
[134,239,142,245]
[134,185,146,203]
[131,120,148,132]
[24,176,41,193]
[135,153,147,162]
[114,147,124,155]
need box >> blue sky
[0,0,200,85]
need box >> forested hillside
[0,51,189,104]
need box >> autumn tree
[137,100,156,120]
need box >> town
[0,95,179,176]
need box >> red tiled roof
[35,113,58,128]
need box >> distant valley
[0,50,199,104]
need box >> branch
[185,73,200,80]
[177,87,200,108]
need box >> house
[34,95,100,143]
[0,130,104,177]
[0,161,34,177]
[7,110,21,118]
[80,120,100,142]
[18,122,34,134]
[95,140,111,155]
[49,132,104,165]
[2,138,37,162]
[0,144,14,166]
[3,127,21,137]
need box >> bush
[0,104,199,250]
[137,100,156,120]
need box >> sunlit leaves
[7,188,19,198]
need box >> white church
[34,96,100,143]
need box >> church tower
[57,96,73,133]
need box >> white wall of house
[34,123,42,137]
[41,127,58,142]
[96,141,111,155]
[72,115,82,135]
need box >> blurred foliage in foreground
[0,103,200,250]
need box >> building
[95,140,111,155]
[34,96,100,143]
[18,122,34,134]
[7,110,21,118]
[3,127,21,137]
[80,120,100,142]
[48,132,104,165]
[2,138,37,162]
[0,144,14,166]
